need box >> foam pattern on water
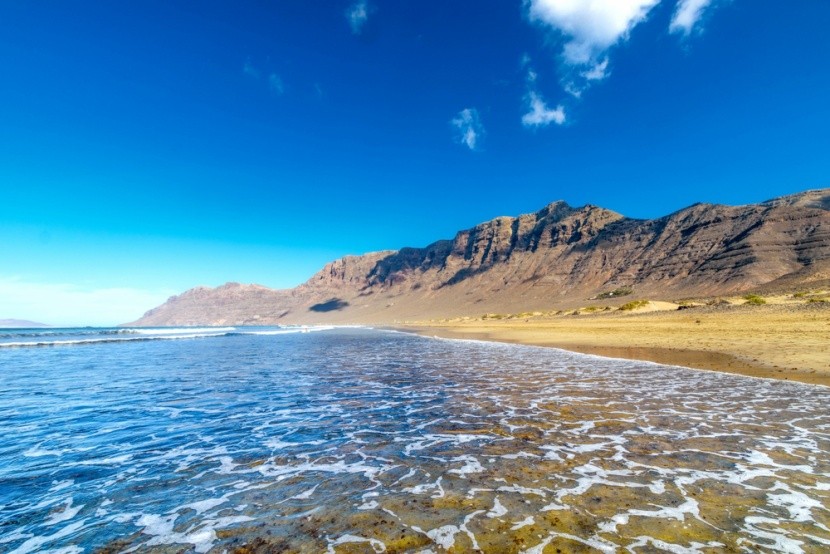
[0,329,828,553]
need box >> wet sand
[404,303,830,387]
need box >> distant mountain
[0,319,50,328]
[129,188,830,326]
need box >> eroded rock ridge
[130,189,830,325]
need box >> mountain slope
[129,189,830,326]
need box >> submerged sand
[405,302,830,387]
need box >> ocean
[0,326,828,553]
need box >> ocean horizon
[1,326,828,552]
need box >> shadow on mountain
[309,298,350,312]
[439,266,488,288]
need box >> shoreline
[399,304,830,387]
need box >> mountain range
[0,319,50,328]
[129,189,830,326]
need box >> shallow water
[0,327,828,553]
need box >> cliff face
[129,189,830,326]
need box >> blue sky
[1,1,829,325]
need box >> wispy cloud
[451,108,484,151]
[268,73,284,95]
[670,0,716,35]
[243,59,260,79]
[522,92,566,127]
[520,58,566,128]
[582,58,610,82]
[346,0,371,35]
[0,277,173,327]
[243,61,286,96]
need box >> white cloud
[670,0,714,35]
[582,58,609,81]
[563,81,583,98]
[522,92,566,127]
[518,1,727,127]
[528,0,660,66]
[268,73,284,95]
[451,108,484,150]
[0,277,173,327]
[521,59,566,128]
[346,0,370,34]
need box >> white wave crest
[239,326,335,336]
[0,333,231,348]
[127,327,236,335]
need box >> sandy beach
[405,301,830,387]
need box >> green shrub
[807,297,828,304]
[596,287,633,299]
[619,300,649,311]
[793,291,808,298]
[743,294,767,305]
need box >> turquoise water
[0,327,828,553]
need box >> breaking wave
[0,325,338,348]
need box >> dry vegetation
[419,288,830,325]
[408,289,830,386]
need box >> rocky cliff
[129,189,830,326]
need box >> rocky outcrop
[129,188,830,326]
